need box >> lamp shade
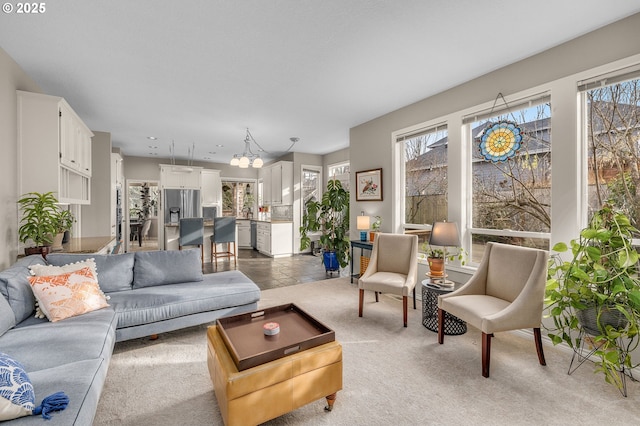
[357,215,370,230]
[238,156,250,168]
[230,157,240,166]
[252,157,263,168]
[429,221,460,247]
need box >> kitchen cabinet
[237,219,251,248]
[256,221,292,257]
[201,169,222,206]
[261,161,293,206]
[160,164,202,189]
[17,90,93,204]
[59,102,92,176]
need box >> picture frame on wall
[355,168,383,201]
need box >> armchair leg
[412,287,416,310]
[402,296,408,327]
[482,332,493,378]
[534,328,546,366]
[358,289,364,318]
[437,309,444,344]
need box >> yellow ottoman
[207,325,342,426]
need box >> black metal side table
[421,279,467,335]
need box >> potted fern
[300,179,350,273]
[545,202,640,394]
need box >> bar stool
[179,218,204,266]
[211,217,237,270]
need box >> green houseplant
[300,179,350,271]
[421,241,466,277]
[18,191,61,256]
[51,208,75,250]
[369,215,381,242]
[545,202,640,393]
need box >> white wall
[0,47,42,268]
[81,131,112,237]
[350,12,640,250]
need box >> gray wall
[350,12,640,247]
[0,47,42,268]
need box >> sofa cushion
[132,249,203,289]
[111,270,259,328]
[0,255,47,323]
[0,295,15,337]
[47,253,135,293]
[4,308,117,373]
[28,267,110,322]
[20,359,108,426]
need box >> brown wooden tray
[216,303,335,371]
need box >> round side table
[421,279,467,335]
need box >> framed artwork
[356,168,383,201]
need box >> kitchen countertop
[60,236,115,254]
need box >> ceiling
[2,1,640,164]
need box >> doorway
[125,180,159,252]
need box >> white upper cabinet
[17,90,93,204]
[160,164,202,189]
[261,161,293,206]
[201,169,222,206]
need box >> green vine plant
[545,202,640,392]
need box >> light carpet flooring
[94,278,640,425]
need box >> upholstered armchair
[437,242,549,377]
[358,233,418,327]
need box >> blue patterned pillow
[0,352,69,420]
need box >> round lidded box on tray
[263,322,280,336]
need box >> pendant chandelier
[229,128,264,169]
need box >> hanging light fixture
[229,128,264,169]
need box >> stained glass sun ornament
[479,120,523,163]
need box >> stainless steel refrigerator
[164,189,201,224]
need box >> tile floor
[204,248,338,290]
[127,238,338,291]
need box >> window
[466,95,552,263]
[222,181,255,218]
[396,124,448,248]
[302,166,322,206]
[328,161,350,190]
[129,182,158,220]
[580,68,640,224]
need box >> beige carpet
[94,278,640,425]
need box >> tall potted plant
[18,191,60,257]
[300,179,350,272]
[545,202,640,394]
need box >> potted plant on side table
[545,202,640,395]
[421,242,465,279]
[300,179,350,275]
[18,191,60,257]
[369,215,381,242]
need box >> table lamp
[429,221,460,286]
[357,213,370,242]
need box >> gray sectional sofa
[0,249,261,425]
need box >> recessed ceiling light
[208,151,216,154]
[148,152,158,156]
[148,145,158,149]
[147,136,157,140]
[216,144,224,148]
[203,157,211,160]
